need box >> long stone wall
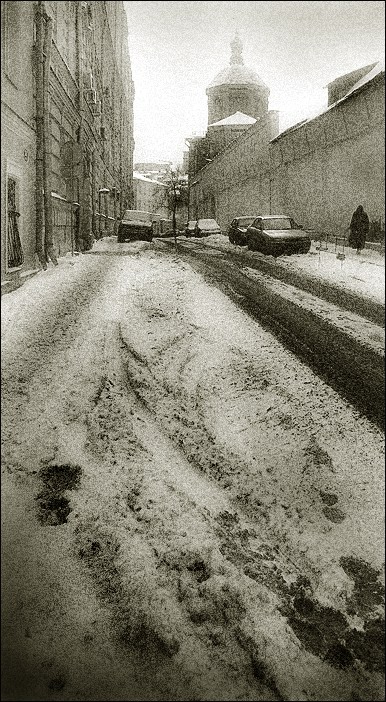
[270,74,385,238]
[190,111,279,230]
[190,74,385,239]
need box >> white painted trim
[51,192,68,201]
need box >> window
[262,217,291,230]
[3,2,22,87]
[6,177,24,270]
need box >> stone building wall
[189,111,279,229]
[1,1,38,284]
[269,72,385,238]
[133,176,169,218]
[1,0,135,289]
[190,72,384,238]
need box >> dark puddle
[36,464,82,525]
[215,505,384,673]
[281,558,385,673]
[340,555,385,617]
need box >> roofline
[206,81,269,92]
[271,69,384,144]
[324,62,379,88]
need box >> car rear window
[237,217,255,227]
[199,220,219,228]
[262,217,291,230]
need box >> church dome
[207,33,269,92]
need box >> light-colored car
[246,215,311,256]
[117,210,153,242]
[185,220,197,237]
[194,218,221,237]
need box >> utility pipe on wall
[35,1,47,269]
[75,1,85,251]
[42,10,57,265]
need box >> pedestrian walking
[348,205,369,254]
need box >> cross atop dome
[230,31,243,66]
[206,34,270,126]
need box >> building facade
[187,35,271,179]
[188,46,384,241]
[206,32,269,125]
[133,172,169,217]
[1,0,134,291]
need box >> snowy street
[1,241,385,701]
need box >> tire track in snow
[114,322,384,700]
[72,322,281,701]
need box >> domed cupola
[206,32,270,125]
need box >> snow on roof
[133,171,168,186]
[207,64,269,90]
[207,33,269,92]
[342,60,384,97]
[325,62,379,89]
[209,111,257,127]
[273,61,384,142]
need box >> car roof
[197,218,219,223]
[123,209,153,217]
[259,214,290,219]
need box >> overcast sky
[124,1,385,166]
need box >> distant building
[206,111,256,159]
[187,34,271,178]
[326,62,379,106]
[206,32,269,125]
[134,162,172,183]
[182,151,189,175]
[189,55,385,240]
[133,172,169,217]
[2,1,134,292]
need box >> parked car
[153,218,173,237]
[185,220,197,237]
[246,215,311,256]
[194,219,221,237]
[228,216,257,245]
[117,210,154,242]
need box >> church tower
[206,33,270,125]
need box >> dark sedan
[228,216,257,245]
[246,215,311,256]
[185,220,197,237]
[117,210,153,243]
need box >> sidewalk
[203,234,385,308]
[284,239,385,305]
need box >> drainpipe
[42,10,57,265]
[76,2,86,250]
[92,149,96,239]
[35,2,47,269]
[74,2,83,250]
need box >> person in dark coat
[349,205,369,253]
